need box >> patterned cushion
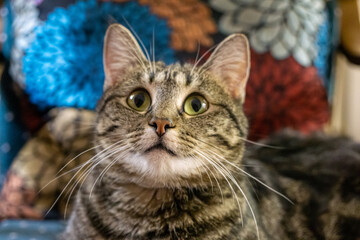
[0,108,95,220]
[2,0,333,140]
[0,0,335,222]
[0,220,65,240]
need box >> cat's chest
[84,179,249,239]
[106,183,176,212]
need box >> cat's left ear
[103,24,147,90]
[203,34,250,103]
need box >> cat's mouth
[144,143,176,156]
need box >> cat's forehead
[112,62,225,103]
[145,64,196,86]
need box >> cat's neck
[82,171,262,239]
[93,173,240,212]
[109,182,177,207]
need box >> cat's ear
[203,34,250,102]
[103,24,147,90]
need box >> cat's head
[95,24,250,188]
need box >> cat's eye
[183,94,209,116]
[127,89,151,112]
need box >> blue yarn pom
[23,0,175,109]
[1,0,13,59]
[314,10,331,90]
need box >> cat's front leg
[61,196,106,240]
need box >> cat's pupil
[191,98,202,112]
[134,94,145,108]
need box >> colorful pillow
[3,0,333,140]
[0,108,95,220]
[210,0,333,140]
[0,0,334,220]
[0,220,65,240]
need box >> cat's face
[95,24,250,188]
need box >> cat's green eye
[183,95,209,116]
[127,89,151,112]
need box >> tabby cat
[63,24,360,239]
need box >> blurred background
[331,0,360,141]
[0,0,359,237]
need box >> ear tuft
[103,24,146,90]
[203,34,250,102]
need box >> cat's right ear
[202,34,250,103]
[103,24,147,90]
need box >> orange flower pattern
[102,0,217,52]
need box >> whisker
[190,44,218,76]
[198,132,284,150]
[46,158,93,218]
[64,142,129,217]
[190,155,205,185]
[189,41,201,76]
[121,16,153,73]
[203,152,260,240]
[80,143,127,190]
[152,27,156,75]
[107,20,148,72]
[191,154,214,192]
[186,134,292,204]
[242,138,285,149]
[45,139,126,217]
[204,148,293,204]
[192,155,222,199]
[194,150,243,226]
[89,146,131,198]
[40,139,126,194]
[194,41,201,66]
[56,145,99,177]
[39,148,97,195]
[63,161,96,218]
[118,36,148,73]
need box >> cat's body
[63,24,360,239]
[64,166,259,240]
[246,131,360,240]
[63,131,360,240]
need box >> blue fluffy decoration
[23,0,175,109]
[1,0,14,59]
[314,10,331,90]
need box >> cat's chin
[121,151,204,188]
[142,149,185,170]
[144,144,177,156]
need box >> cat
[62,24,360,239]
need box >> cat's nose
[149,117,175,137]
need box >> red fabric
[244,50,330,140]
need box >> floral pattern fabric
[0,0,334,226]
[0,220,65,240]
[210,0,326,67]
[244,50,329,140]
[8,0,40,87]
[23,0,175,109]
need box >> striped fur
[63,25,360,239]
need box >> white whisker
[205,152,260,240]
[64,141,130,217]
[204,147,293,204]
[190,44,218,76]
[89,145,131,199]
[45,139,126,217]
[152,27,156,75]
[121,16,153,73]
[190,135,292,204]
[57,145,99,176]
[192,154,214,192]
[192,155,222,200]
[194,150,243,226]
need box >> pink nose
[149,118,174,137]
